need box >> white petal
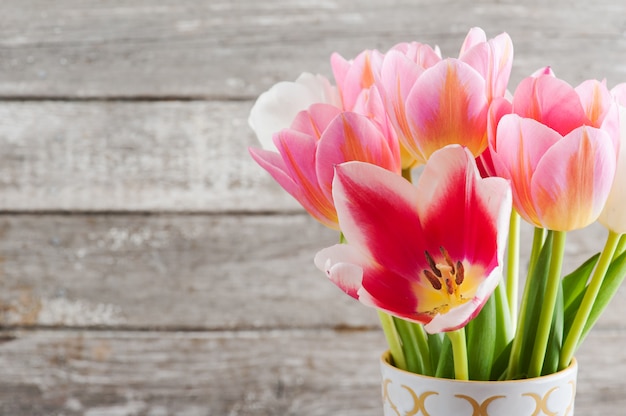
[314,244,368,297]
[599,105,626,233]
[248,73,340,150]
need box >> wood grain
[1,0,626,99]
[0,101,301,212]
[0,214,380,330]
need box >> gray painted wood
[1,1,626,99]
[1,0,626,414]
[0,214,379,330]
[0,101,300,212]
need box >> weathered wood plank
[0,100,300,212]
[0,214,620,332]
[0,329,387,416]
[0,214,381,330]
[1,0,626,98]
[0,328,624,415]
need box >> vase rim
[380,350,577,384]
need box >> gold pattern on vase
[523,386,559,416]
[564,380,576,416]
[454,394,506,416]
[403,387,438,416]
[382,379,401,416]
[382,378,438,416]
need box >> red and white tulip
[315,145,511,333]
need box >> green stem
[528,227,547,275]
[614,234,626,260]
[559,230,621,369]
[506,227,547,379]
[528,230,566,378]
[506,211,520,327]
[447,328,469,380]
[378,311,406,370]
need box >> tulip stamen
[456,260,465,285]
[423,247,465,297]
[424,269,443,290]
[424,250,442,277]
[440,246,456,274]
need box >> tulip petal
[332,50,384,111]
[531,126,616,231]
[416,146,511,269]
[512,75,587,136]
[289,103,342,138]
[599,106,626,233]
[391,42,442,68]
[493,114,561,225]
[459,27,487,56]
[378,51,428,168]
[314,244,369,298]
[612,83,626,103]
[332,161,426,279]
[487,32,514,100]
[248,73,340,150]
[459,31,513,101]
[405,59,488,162]
[248,146,299,198]
[576,79,620,148]
[576,79,612,127]
[479,97,512,177]
[273,129,338,228]
[315,112,400,200]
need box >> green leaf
[562,254,600,339]
[393,317,424,374]
[562,253,599,309]
[435,335,454,379]
[580,250,626,343]
[466,292,496,380]
[491,340,513,380]
[427,332,443,377]
[493,279,513,361]
[513,232,554,379]
[541,280,563,375]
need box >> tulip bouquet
[248,28,626,381]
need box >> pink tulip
[488,72,620,230]
[249,105,401,229]
[315,146,511,333]
[331,49,385,112]
[492,115,617,231]
[331,46,427,168]
[376,43,442,167]
[403,58,490,164]
[377,28,513,166]
[459,27,514,102]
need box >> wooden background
[0,1,625,414]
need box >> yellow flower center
[421,247,469,315]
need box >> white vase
[380,351,578,416]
